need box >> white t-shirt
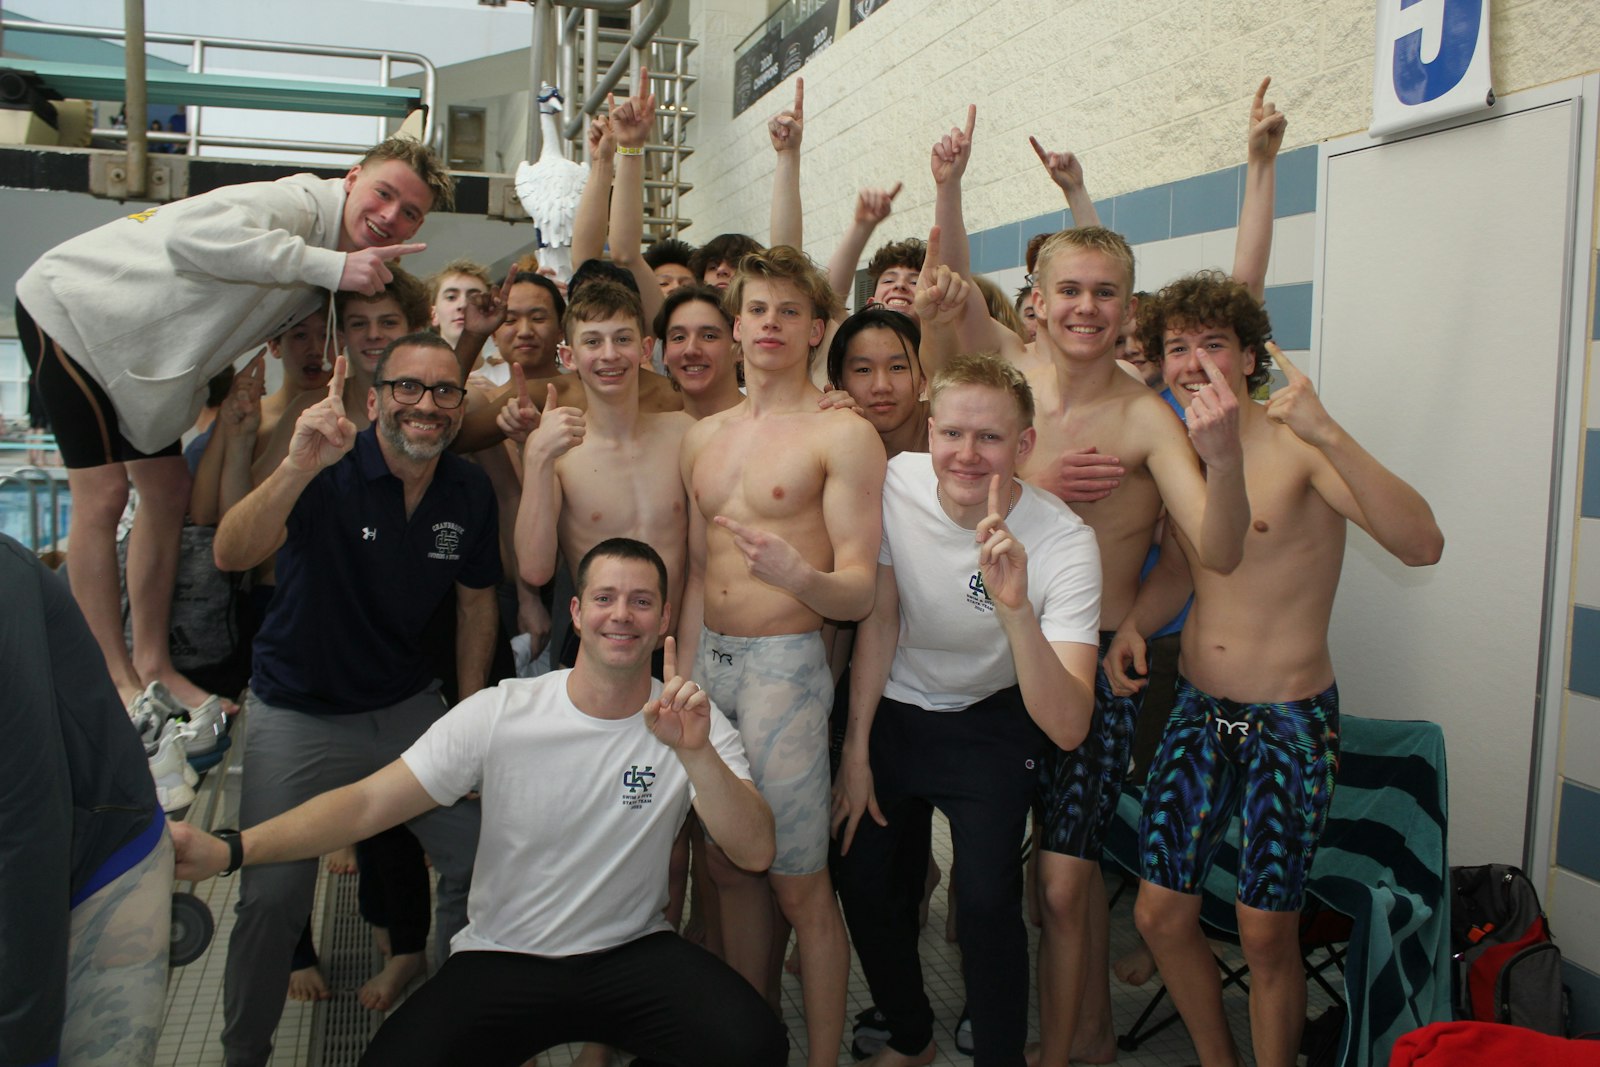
[879,452,1102,710]
[402,670,750,957]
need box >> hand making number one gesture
[911,224,969,329]
[976,474,1029,612]
[642,636,711,751]
[768,77,804,153]
[1183,351,1244,473]
[287,355,357,473]
[1263,342,1336,447]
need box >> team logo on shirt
[428,521,464,561]
[361,526,378,541]
[621,765,657,811]
[965,571,994,613]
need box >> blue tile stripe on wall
[1584,431,1600,519]
[1570,605,1600,698]
[1556,780,1600,880]
[970,145,1319,269]
[1263,283,1313,351]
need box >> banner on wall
[782,0,838,80]
[1369,0,1493,137]
[850,0,893,29]
[734,23,782,117]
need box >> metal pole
[527,0,546,163]
[378,52,392,142]
[187,39,202,155]
[124,0,148,196]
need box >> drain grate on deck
[306,872,385,1067]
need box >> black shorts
[15,300,181,469]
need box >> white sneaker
[148,722,198,814]
[177,694,228,757]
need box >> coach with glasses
[211,332,498,1067]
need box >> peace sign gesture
[287,355,357,472]
[768,77,804,154]
[463,266,515,338]
[642,636,712,751]
[1262,342,1334,446]
[976,474,1029,611]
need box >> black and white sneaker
[955,1008,974,1056]
[851,1006,892,1060]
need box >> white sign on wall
[1370,0,1493,137]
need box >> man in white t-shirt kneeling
[832,354,1103,1067]
[173,538,786,1067]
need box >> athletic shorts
[15,300,181,469]
[695,626,832,876]
[1137,674,1340,912]
[1036,631,1139,860]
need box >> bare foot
[861,1041,936,1066]
[357,951,425,1012]
[1112,942,1157,987]
[287,965,331,1002]
[1071,1027,1119,1065]
[784,941,802,976]
[372,926,393,959]
[325,846,358,875]
[919,858,942,929]
[569,1044,613,1067]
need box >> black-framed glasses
[377,378,467,409]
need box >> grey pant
[222,688,481,1067]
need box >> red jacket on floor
[1390,1021,1600,1066]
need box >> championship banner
[850,0,894,29]
[734,23,782,117]
[1370,0,1493,137]
[782,0,838,80]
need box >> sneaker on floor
[148,724,196,814]
[955,1008,973,1056]
[852,1006,892,1060]
[177,694,229,757]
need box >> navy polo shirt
[251,427,501,715]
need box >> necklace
[937,480,1019,518]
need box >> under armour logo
[622,765,656,793]
[711,649,733,665]
[361,527,378,541]
[1216,716,1251,736]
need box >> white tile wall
[1268,212,1318,287]
[1548,866,1600,973]
[1576,519,1600,608]
[1561,693,1600,791]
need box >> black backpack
[1450,863,1567,1036]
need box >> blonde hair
[723,245,843,366]
[1033,226,1135,297]
[974,275,1027,342]
[426,259,491,304]
[929,352,1035,427]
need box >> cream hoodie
[16,173,348,453]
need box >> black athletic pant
[835,687,1047,1067]
[358,933,789,1067]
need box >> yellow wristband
[615,145,644,156]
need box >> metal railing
[0,466,64,553]
[526,0,694,238]
[1,16,438,157]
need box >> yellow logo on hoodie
[126,208,159,223]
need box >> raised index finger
[921,225,943,275]
[988,473,1006,519]
[328,354,348,399]
[1198,350,1227,386]
[377,242,426,261]
[793,77,804,117]
[1029,135,1049,165]
[661,634,677,683]
[1252,76,1270,119]
[963,103,976,140]
[1265,340,1300,379]
[512,362,530,402]
[886,180,903,201]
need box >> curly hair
[866,238,926,285]
[1137,270,1274,392]
[644,237,695,271]
[724,245,843,367]
[357,137,455,213]
[336,265,431,330]
[688,232,764,282]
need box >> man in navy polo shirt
[213,332,499,1067]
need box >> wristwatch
[215,828,244,876]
